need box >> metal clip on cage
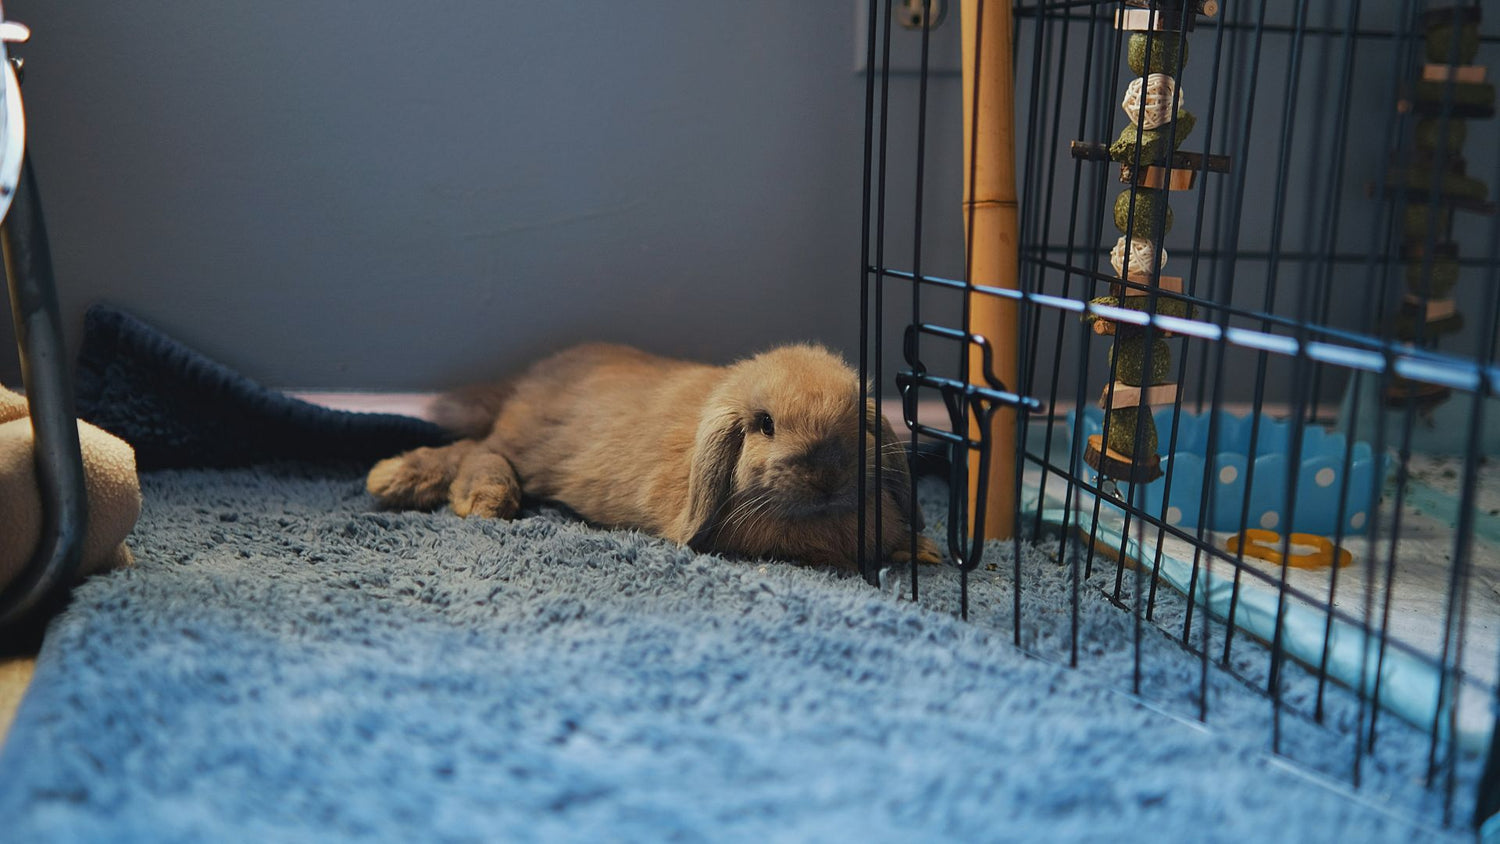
[0,9,90,633]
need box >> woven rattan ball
[1110,236,1167,277]
[1122,74,1182,130]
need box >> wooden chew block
[1121,163,1197,191]
[1383,379,1451,409]
[1071,142,1234,175]
[1392,148,1468,175]
[1403,296,1457,321]
[1120,0,1218,19]
[1402,239,1460,261]
[1121,273,1185,294]
[1090,312,1179,339]
[1423,64,1487,84]
[1115,8,1191,31]
[1099,382,1179,410]
[1085,434,1164,483]
[1398,98,1497,120]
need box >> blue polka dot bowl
[1065,407,1391,536]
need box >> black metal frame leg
[0,152,88,630]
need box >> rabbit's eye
[754,411,775,438]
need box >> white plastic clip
[0,9,26,210]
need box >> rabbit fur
[367,343,940,571]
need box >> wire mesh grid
[859,0,1500,830]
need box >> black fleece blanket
[73,306,451,470]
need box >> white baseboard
[287,392,438,421]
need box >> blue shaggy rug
[0,462,1478,842]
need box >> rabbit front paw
[367,448,455,511]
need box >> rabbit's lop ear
[681,405,745,549]
[869,402,924,531]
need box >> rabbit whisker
[714,491,773,544]
[735,490,785,536]
[734,494,780,540]
[733,492,778,533]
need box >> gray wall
[1,2,1495,409]
[2,1,918,389]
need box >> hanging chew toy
[1069,2,1227,490]
[1384,5,1495,409]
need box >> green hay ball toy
[1105,407,1159,458]
[1083,295,1195,335]
[1397,167,1488,201]
[1412,80,1496,111]
[1127,32,1189,76]
[1414,118,1467,153]
[1392,309,1463,340]
[1114,188,1174,239]
[1111,336,1173,387]
[1404,260,1459,295]
[1403,205,1452,241]
[1109,110,1197,165]
[1425,23,1480,65]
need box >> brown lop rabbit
[366,343,941,570]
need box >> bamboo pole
[961,0,1021,541]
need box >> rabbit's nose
[813,469,845,497]
[799,438,854,471]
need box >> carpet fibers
[0,465,1477,842]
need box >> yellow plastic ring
[1225,528,1353,569]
